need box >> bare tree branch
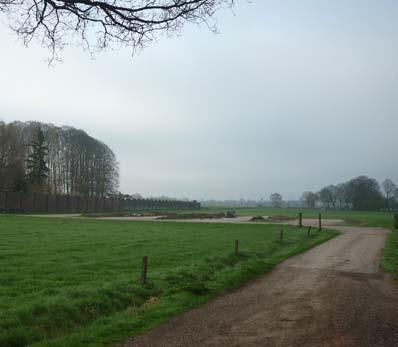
[0,0,234,61]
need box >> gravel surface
[123,225,398,347]
[97,216,345,226]
[29,215,346,227]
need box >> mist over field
[1,0,398,200]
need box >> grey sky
[1,1,398,200]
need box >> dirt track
[124,224,398,347]
[97,216,345,226]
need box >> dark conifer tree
[26,126,49,193]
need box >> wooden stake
[234,240,239,255]
[140,256,148,285]
[299,212,303,228]
[319,213,322,231]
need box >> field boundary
[0,191,200,213]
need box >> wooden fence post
[318,213,322,231]
[140,256,148,285]
[299,212,303,228]
[280,230,284,243]
[234,240,239,255]
[307,226,312,237]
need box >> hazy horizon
[1,0,398,200]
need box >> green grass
[81,207,395,228]
[197,207,395,228]
[203,208,398,281]
[213,207,396,277]
[0,215,338,346]
[381,224,398,284]
[186,207,398,278]
[45,206,395,229]
[381,229,398,277]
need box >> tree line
[0,121,119,196]
[301,176,398,211]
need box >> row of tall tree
[301,176,398,211]
[0,121,119,196]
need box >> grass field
[215,207,397,278]
[82,207,395,228]
[202,207,397,277]
[86,207,397,280]
[0,215,338,346]
[381,227,398,279]
[198,207,395,229]
[381,231,398,269]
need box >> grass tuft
[381,229,398,277]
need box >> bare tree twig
[0,0,234,62]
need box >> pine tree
[26,127,49,193]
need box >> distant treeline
[202,176,397,212]
[201,198,301,208]
[301,176,398,211]
[0,121,119,196]
[201,199,264,208]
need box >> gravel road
[123,225,398,347]
[97,216,345,226]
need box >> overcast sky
[1,0,398,200]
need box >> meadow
[199,207,395,229]
[202,207,398,276]
[0,215,337,346]
[207,206,398,277]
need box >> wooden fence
[0,191,200,213]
